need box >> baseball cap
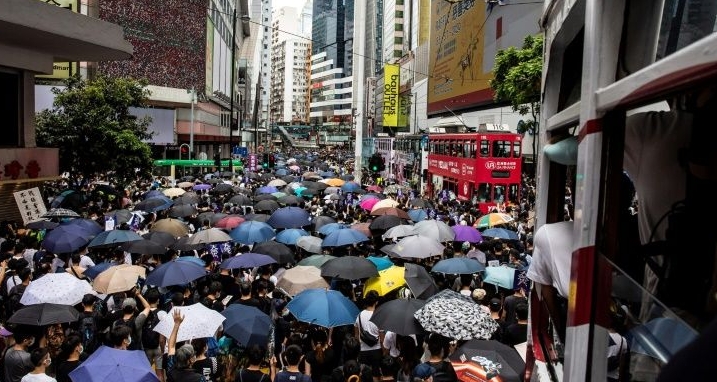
[489,298,502,311]
[413,363,436,380]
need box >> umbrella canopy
[366,256,393,271]
[42,208,81,218]
[255,199,281,213]
[368,215,403,231]
[482,266,517,290]
[414,220,456,242]
[276,265,329,296]
[8,303,80,326]
[370,207,411,220]
[193,183,212,191]
[186,228,232,245]
[105,209,134,225]
[482,228,519,240]
[364,266,406,296]
[150,218,189,237]
[83,262,113,279]
[134,197,173,213]
[267,207,311,229]
[177,181,194,189]
[252,241,295,264]
[295,236,324,254]
[168,204,197,218]
[414,290,499,340]
[277,195,303,206]
[228,194,253,206]
[62,218,104,236]
[153,303,225,342]
[229,221,275,245]
[359,198,380,211]
[322,228,370,247]
[275,228,310,245]
[220,253,277,270]
[244,213,271,223]
[88,230,143,249]
[341,182,362,193]
[450,340,526,382]
[382,225,417,241]
[475,213,515,229]
[26,219,59,230]
[122,239,167,255]
[312,216,337,232]
[163,187,186,198]
[222,305,273,347]
[42,225,92,253]
[267,179,288,187]
[69,345,159,382]
[286,288,360,328]
[404,263,439,299]
[350,223,372,238]
[371,199,400,211]
[297,254,336,267]
[432,258,485,275]
[171,236,205,251]
[388,235,445,259]
[452,225,484,243]
[321,256,378,279]
[20,273,94,306]
[145,260,207,287]
[93,264,146,294]
[407,209,428,222]
[370,298,426,335]
[318,223,347,236]
[142,231,177,247]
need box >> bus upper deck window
[512,141,521,158]
[494,185,506,203]
[480,140,489,157]
[477,183,490,202]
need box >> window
[492,140,511,158]
[480,140,489,157]
[512,141,521,158]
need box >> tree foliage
[36,75,154,187]
[491,34,543,168]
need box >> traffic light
[262,153,270,168]
[369,155,381,172]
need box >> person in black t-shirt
[191,338,220,382]
[272,345,311,382]
[234,282,260,309]
[235,345,271,382]
[502,303,528,346]
[55,335,86,382]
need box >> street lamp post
[228,9,237,172]
[188,87,196,159]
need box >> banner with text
[14,188,47,226]
[383,64,400,128]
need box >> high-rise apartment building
[382,0,407,62]
[270,4,312,124]
[309,0,354,134]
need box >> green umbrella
[297,254,336,268]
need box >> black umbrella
[450,339,526,382]
[168,204,197,218]
[369,215,402,230]
[252,241,295,264]
[302,181,328,190]
[229,194,253,206]
[254,194,278,202]
[255,200,280,213]
[404,263,439,299]
[26,220,59,230]
[244,213,271,223]
[8,303,80,326]
[410,198,431,208]
[105,209,133,225]
[142,231,177,247]
[320,256,378,279]
[122,239,167,255]
[213,183,234,194]
[197,212,227,226]
[180,175,195,182]
[370,298,426,335]
[281,175,297,183]
[206,178,223,184]
[171,236,205,251]
[134,197,172,213]
[278,195,302,206]
[174,193,200,205]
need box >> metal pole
[229,9,237,172]
[189,87,195,159]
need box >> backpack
[7,284,26,315]
[80,312,99,353]
[141,309,161,349]
[113,315,139,350]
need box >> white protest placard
[14,187,47,226]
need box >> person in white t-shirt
[20,348,56,382]
[355,290,382,382]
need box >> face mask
[126,337,132,346]
[45,358,51,366]
[27,339,35,347]
[78,346,84,354]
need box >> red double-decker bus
[426,131,522,212]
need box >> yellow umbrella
[322,178,345,187]
[364,266,405,297]
[93,264,147,294]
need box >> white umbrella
[268,179,288,187]
[153,303,225,342]
[382,225,417,241]
[371,199,400,212]
[414,289,498,340]
[20,273,94,306]
[295,236,323,254]
[414,220,456,242]
[388,235,445,259]
[186,228,232,245]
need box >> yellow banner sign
[383,64,400,128]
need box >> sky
[271,0,305,11]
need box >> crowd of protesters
[0,147,537,382]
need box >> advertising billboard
[35,0,79,80]
[427,0,490,114]
[383,64,400,128]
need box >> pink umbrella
[367,185,383,192]
[289,165,301,172]
[214,215,246,229]
[360,198,379,211]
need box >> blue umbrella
[407,209,428,222]
[222,304,273,346]
[452,225,483,243]
[286,288,360,328]
[229,221,275,245]
[628,317,698,363]
[176,256,207,267]
[322,228,370,247]
[367,256,394,271]
[145,260,207,287]
[431,258,485,274]
[257,186,279,195]
[341,182,362,193]
[318,223,347,236]
[142,189,164,200]
[275,168,289,176]
[275,228,310,245]
[220,253,277,270]
[82,262,113,279]
[482,228,519,240]
[320,171,336,178]
[42,225,92,254]
[267,207,311,229]
[293,186,308,196]
[69,345,159,382]
[87,230,143,249]
[62,218,104,236]
[193,184,211,191]
[482,266,517,289]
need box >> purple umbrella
[257,186,279,195]
[193,184,212,191]
[452,225,483,243]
